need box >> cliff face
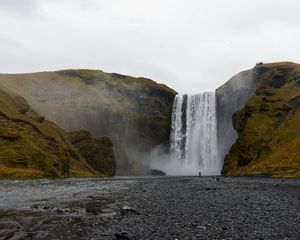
[222,62,300,178]
[0,70,176,175]
[0,85,116,179]
[216,69,258,165]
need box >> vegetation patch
[223,62,300,178]
[0,86,116,179]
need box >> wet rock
[115,232,132,240]
[85,206,103,214]
[204,187,217,191]
[55,208,64,214]
[31,204,39,209]
[120,206,140,216]
[147,169,166,176]
[197,226,207,230]
[191,222,198,227]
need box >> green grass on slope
[223,62,300,178]
[0,85,114,179]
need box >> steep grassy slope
[68,130,116,176]
[0,70,176,174]
[0,85,115,179]
[222,62,300,178]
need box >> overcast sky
[1,0,300,93]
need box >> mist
[150,149,202,176]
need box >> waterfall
[169,92,221,176]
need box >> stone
[148,169,166,176]
[121,206,140,216]
[115,232,130,240]
[32,204,39,209]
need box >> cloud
[0,0,38,13]
[1,0,300,93]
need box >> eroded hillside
[222,62,300,178]
[0,70,176,174]
[0,85,115,179]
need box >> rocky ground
[0,177,299,240]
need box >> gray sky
[1,0,300,93]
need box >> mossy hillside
[0,85,116,179]
[0,70,177,174]
[223,62,300,178]
[68,130,116,176]
[0,87,75,178]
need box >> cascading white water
[169,92,221,176]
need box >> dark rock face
[147,169,166,176]
[0,70,177,175]
[216,69,258,166]
[68,130,116,176]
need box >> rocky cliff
[216,69,258,165]
[0,84,115,179]
[222,62,300,178]
[0,70,176,175]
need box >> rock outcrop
[0,84,116,179]
[0,70,176,175]
[216,69,258,166]
[68,130,116,176]
[222,62,300,177]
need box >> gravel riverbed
[0,176,299,240]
